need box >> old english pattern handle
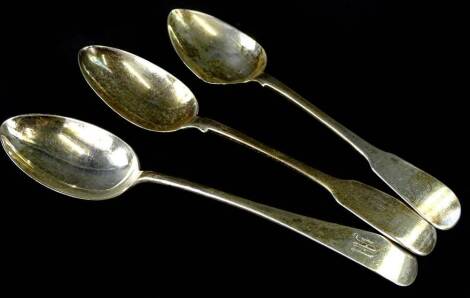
[138,171,417,286]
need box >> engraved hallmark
[351,233,378,258]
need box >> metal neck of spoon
[137,170,417,286]
[188,117,337,190]
[254,73,379,160]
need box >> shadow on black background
[0,0,466,294]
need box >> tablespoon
[78,45,436,255]
[0,114,418,286]
[167,9,461,230]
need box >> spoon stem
[255,73,378,159]
[137,170,417,286]
[189,117,437,255]
[254,73,460,230]
[191,117,336,190]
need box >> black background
[1,0,467,294]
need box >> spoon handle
[254,73,460,230]
[138,170,417,286]
[190,117,437,256]
[191,117,337,190]
[255,73,378,159]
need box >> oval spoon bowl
[79,46,199,132]
[0,114,140,200]
[168,9,267,84]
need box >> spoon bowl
[79,46,199,132]
[0,114,140,200]
[168,9,267,84]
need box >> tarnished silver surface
[78,46,436,256]
[167,9,461,230]
[78,46,198,132]
[1,114,418,286]
[167,9,266,84]
[0,114,140,200]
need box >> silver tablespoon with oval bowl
[1,114,417,286]
[78,45,436,255]
[167,9,460,230]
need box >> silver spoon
[78,45,436,256]
[1,114,418,286]
[167,9,461,230]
